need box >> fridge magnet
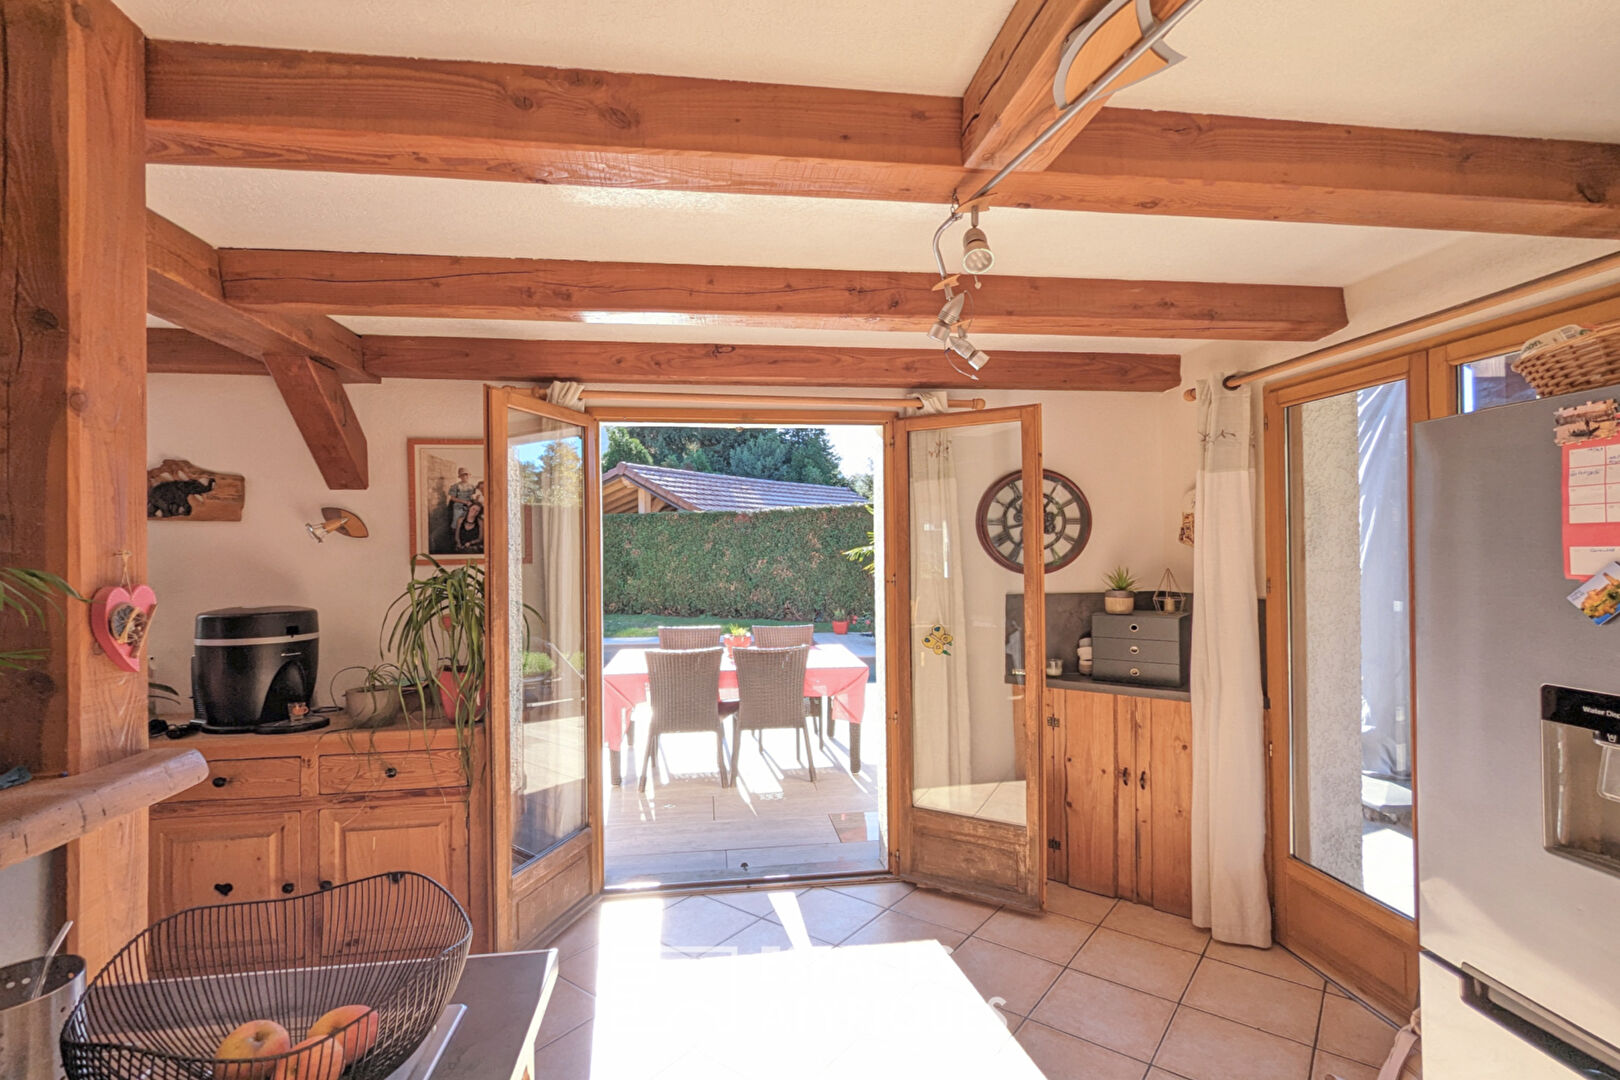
[147,459,245,521]
[1554,399,1620,446]
[1568,562,1620,625]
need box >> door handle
[281,882,296,894]
[319,880,334,891]
[1139,770,1148,790]
[1120,766,1130,786]
[1129,644,1140,655]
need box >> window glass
[1459,351,1537,413]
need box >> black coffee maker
[191,606,324,733]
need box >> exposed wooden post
[0,0,151,967]
[262,354,370,490]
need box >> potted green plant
[1103,567,1138,614]
[383,558,489,773]
[330,661,408,728]
[830,607,850,635]
[722,623,752,657]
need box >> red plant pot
[831,620,850,635]
[436,668,484,720]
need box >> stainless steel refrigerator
[1415,386,1620,1078]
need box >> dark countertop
[1044,672,1192,703]
[437,949,558,1080]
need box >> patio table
[602,643,870,784]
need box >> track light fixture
[961,209,994,275]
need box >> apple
[213,1019,292,1080]
[306,1004,380,1063]
[271,1037,345,1080]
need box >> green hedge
[603,505,874,620]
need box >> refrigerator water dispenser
[1542,684,1620,873]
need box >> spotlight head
[935,291,966,326]
[946,334,991,371]
[961,226,994,274]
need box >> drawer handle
[211,776,228,788]
[1129,667,1141,677]
[1139,770,1148,790]
[213,882,233,897]
[1129,645,1140,655]
[384,766,399,779]
[319,880,334,891]
[281,882,296,895]
[1129,623,1140,633]
[1120,766,1130,787]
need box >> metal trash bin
[0,954,85,1080]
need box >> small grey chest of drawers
[1091,611,1190,688]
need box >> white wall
[146,377,1196,715]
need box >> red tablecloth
[602,643,870,751]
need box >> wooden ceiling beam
[962,0,1191,173]
[145,214,371,487]
[146,211,375,381]
[145,40,1620,239]
[145,327,374,381]
[359,337,1182,392]
[217,249,1346,341]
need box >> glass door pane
[1284,379,1414,916]
[506,406,590,870]
[908,418,1031,825]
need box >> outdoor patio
[602,632,885,888]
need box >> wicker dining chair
[657,625,723,649]
[730,645,814,785]
[750,624,829,746]
[641,647,728,792]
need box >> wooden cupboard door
[149,811,305,973]
[1143,699,1194,917]
[317,801,470,911]
[1042,690,1067,882]
[1063,691,1121,896]
[150,810,304,916]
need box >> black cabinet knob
[211,776,228,788]
[319,880,333,891]
[281,882,296,894]
[384,766,398,779]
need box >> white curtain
[908,424,973,792]
[1190,377,1272,946]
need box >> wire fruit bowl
[61,872,471,1080]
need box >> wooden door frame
[485,386,604,950]
[885,404,1047,909]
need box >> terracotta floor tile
[838,909,967,950]
[1313,1050,1379,1080]
[1016,1019,1150,1080]
[765,886,883,942]
[974,906,1096,965]
[1046,882,1120,924]
[1316,993,1398,1067]
[1182,958,1324,1044]
[703,917,831,955]
[1102,901,1211,954]
[1071,928,1201,1001]
[658,894,760,951]
[705,888,798,917]
[557,943,600,995]
[816,880,916,908]
[949,936,1064,1017]
[1203,941,1325,989]
[531,1018,593,1080]
[545,906,603,959]
[890,887,999,934]
[1147,1070,1194,1080]
[1153,1007,1312,1080]
[1030,969,1177,1061]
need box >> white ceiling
[127,0,1620,368]
[121,0,1620,139]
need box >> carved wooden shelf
[0,746,209,870]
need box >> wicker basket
[61,872,470,1080]
[1511,320,1620,397]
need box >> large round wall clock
[975,469,1092,573]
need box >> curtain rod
[576,389,987,411]
[1183,249,1620,401]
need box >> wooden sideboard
[149,715,489,950]
[1043,682,1194,917]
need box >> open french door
[885,404,1047,910]
[484,387,603,950]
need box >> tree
[604,425,852,488]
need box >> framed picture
[408,438,486,562]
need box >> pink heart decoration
[90,584,157,673]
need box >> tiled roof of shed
[604,462,866,512]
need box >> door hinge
[1267,740,1274,759]
[1046,714,1060,728]
[1047,838,1062,851]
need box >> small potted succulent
[1103,567,1138,614]
[722,623,753,657]
[830,607,850,635]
